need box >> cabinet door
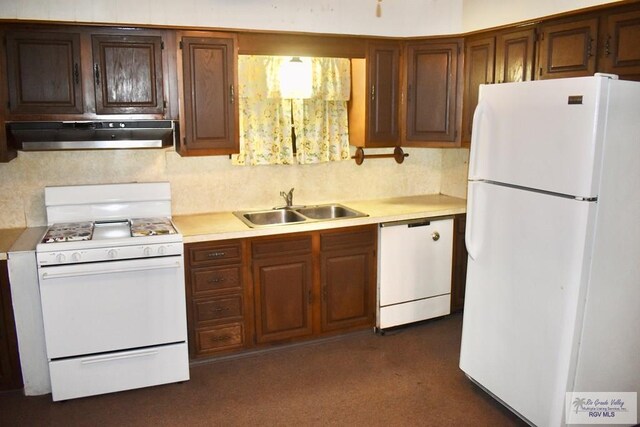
[601,9,640,81]
[92,34,164,115]
[495,28,535,84]
[405,40,461,145]
[538,18,598,79]
[462,36,495,144]
[320,228,376,332]
[5,31,83,114]
[180,34,238,155]
[0,260,23,390]
[253,254,313,344]
[366,42,400,147]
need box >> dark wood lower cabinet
[0,260,23,390]
[320,228,376,332]
[450,214,468,313]
[184,225,378,359]
[252,252,314,343]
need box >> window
[232,55,351,166]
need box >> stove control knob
[71,252,81,262]
[56,253,66,263]
[158,246,167,255]
[108,249,117,259]
[143,247,152,256]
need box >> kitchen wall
[462,0,621,31]
[0,0,621,229]
[0,0,463,37]
[0,147,443,228]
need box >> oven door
[39,255,187,359]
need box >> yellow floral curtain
[294,57,351,164]
[233,55,351,166]
[232,56,294,165]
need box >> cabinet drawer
[195,324,244,353]
[252,236,312,258]
[321,226,376,251]
[194,295,243,324]
[188,243,242,266]
[191,266,241,295]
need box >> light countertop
[173,194,467,244]
[0,228,26,260]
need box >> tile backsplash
[0,147,468,229]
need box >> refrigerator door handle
[465,182,480,261]
[469,101,487,180]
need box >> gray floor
[0,313,526,426]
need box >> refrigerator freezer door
[460,181,596,427]
[469,75,610,199]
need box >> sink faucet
[280,188,294,207]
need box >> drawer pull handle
[207,252,226,258]
[208,277,225,284]
[211,307,230,314]
[432,231,440,241]
[211,335,231,342]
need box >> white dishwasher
[377,217,453,330]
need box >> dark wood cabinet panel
[5,31,83,114]
[462,36,495,144]
[538,18,599,79]
[179,33,238,155]
[92,34,164,115]
[253,254,314,344]
[195,323,245,354]
[184,239,250,359]
[495,28,536,83]
[366,42,400,147]
[601,9,640,81]
[0,260,23,391]
[450,214,468,313]
[320,247,375,332]
[404,40,461,146]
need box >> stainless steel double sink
[234,203,368,228]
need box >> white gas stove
[36,182,189,401]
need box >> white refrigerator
[459,74,640,426]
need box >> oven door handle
[41,262,182,280]
[80,348,160,365]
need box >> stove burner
[42,222,94,243]
[130,217,177,237]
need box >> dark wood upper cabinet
[537,17,599,79]
[462,36,495,144]
[5,31,83,115]
[92,34,164,115]
[495,28,536,83]
[179,33,238,156]
[601,8,640,81]
[366,42,400,146]
[404,39,462,146]
[349,41,400,148]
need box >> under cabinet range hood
[6,120,176,151]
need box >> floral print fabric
[232,56,351,166]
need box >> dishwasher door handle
[407,220,431,228]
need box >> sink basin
[295,204,365,220]
[238,209,306,227]
[234,203,367,228]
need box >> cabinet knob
[432,231,440,241]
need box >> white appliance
[36,182,189,401]
[377,218,453,330]
[460,74,640,426]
